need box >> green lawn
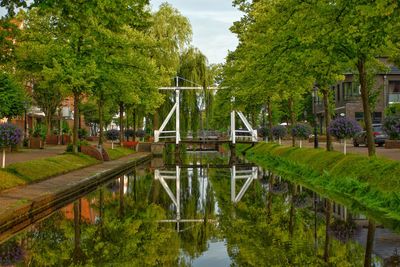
[1,153,99,191]
[105,147,136,160]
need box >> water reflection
[0,154,399,266]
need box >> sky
[0,0,242,64]
[150,0,242,64]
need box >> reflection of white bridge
[231,165,258,203]
[154,165,259,231]
[154,77,258,145]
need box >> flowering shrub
[125,129,135,138]
[291,123,312,139]
[258,127,271,138]
[105,129,119,141]
[0,123,22,147]
[383,115,400,140]
[135,129,146,138]
[272,125,287,139]
[328,117,362,139]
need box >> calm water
[0,152,399,266]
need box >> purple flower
[0,123,22,147]
[272,125,287,139]
[328,117,362,139]
[383,115,400,140]
[291,123,312,139]
[105,129,119,141]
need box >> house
[315,58,400,128]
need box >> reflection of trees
[0,169,182,266]
[210,169,367,266]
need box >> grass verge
[0,153,99,191]
[238,142,400,228]
[105,147,136,160]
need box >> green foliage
[5,153,99,184]
[0,72,26,119]
[385,103,400,116]
[240,143,400,228]
[31,124,47,140]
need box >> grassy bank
[105,147,136,160]
[239,143,400,227]
[0,153,99,191]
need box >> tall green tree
[0,72,25,120]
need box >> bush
[383,115,400,140]
[66,143,73,152]
[106,129,119,141]
[31,124,46,140]
[291,123,312,139]
[125,129,135,138]
[0,123,22,147]
[384,103,400,116]
[258,127,271,138]
[135,129,145,138]
[328,117,362,139]
[78,128,88,140]
[272,125,287,139]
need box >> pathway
[282,140,400,161]
[4,145,65,166]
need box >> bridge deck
[164,139,257,144]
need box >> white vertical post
[176,166,180,221]
[344,139,347,155]
[231,111,236,144]
[2,148,5,168]
[231,165,235,202]
[175,76,180,145]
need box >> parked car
[353,124,388,147]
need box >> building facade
[315,59,400,128]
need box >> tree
[328,117,362,154]
[0,72,25,120]
[149,3,192,131]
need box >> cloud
[151,0,242,64]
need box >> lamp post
[23,100,29,141]
[313,86,319,148]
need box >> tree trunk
[119,102,124,146]
[153,110,159,132]
[323,89,333,151]
[73,92,80,153]
[133,109,136,141]
[73,199,83,263]
[289,184,296,238]
[364,219,376,267]
[98,97,104,147]
[267,98,273,141]
[288,97,296,147]
[46,113,52,137]
[357,58,375,157]
[119,176,124,217]
[324,199,332,263]
[266,174,273,217]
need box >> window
[373,112,382,124]
[355,112,364,121]
[389,81,400,93]
[344,82,361,100]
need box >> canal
[0,151,399,266]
